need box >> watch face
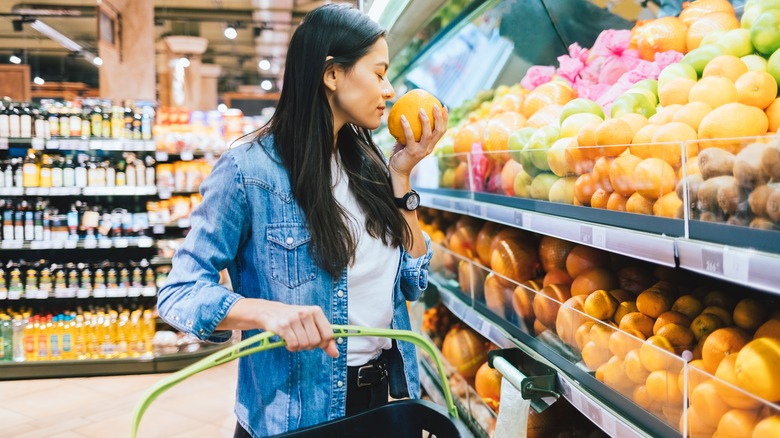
[406,193,420,210]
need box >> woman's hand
[257,300,339,358]
[388,105,448,178]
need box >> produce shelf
[0,236,156,251]
[418,189,678,267]
[429,276,675,438]
[0,186,158,197]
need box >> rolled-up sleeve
[157,152,250,342]
[399,231,433,301]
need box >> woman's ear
[323,56,338,92]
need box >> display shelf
[418,189,678,267]
[1,137,156,152]
[0,236,156,251]
[154,150,220,162]
[0,186,157,197]
[1,286,157,300]
[0,343,228,381]
[677,239,780,296]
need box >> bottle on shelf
[0,101,10,138]
[0,314,11,361]
[8,103,21,138]
[19,103,32,139]
[22,151,39,188]
[12,314,25,362]
[48,105,60,138]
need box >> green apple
[743,6,763,29]
[548,176,577,204]
[751,9,780,56]
[440,167,456,189]
[508,127,538,174]
[633,79,659,96]
[513,169,533,198]
[547,137,576,177]
[559,112,603,138]
[559,98,605,124]
[718,29,755,58]
[680,44,728,77]
[742,54,769,71]
[758,0,780,10]
[701,30,728,48]
[610,93,657,119]
[626,87,658,106]
[658,63,698,90]
[768,48,780,90]
[529,173,560,200]
[526,125,560,172]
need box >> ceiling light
[217,104,228,112]
[31,19,82,52]
[224,26,237,40]
[258,59,271,71]
[261,80,272,91]
[92,56,103,66]
[9,54,22,64]
[33,76,45,85]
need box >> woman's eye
[377,74,385,81]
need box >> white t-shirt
[331,153,399,366]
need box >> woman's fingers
[400,115,415,147]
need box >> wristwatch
[394,189,420,211]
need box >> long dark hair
[258,4,411,277]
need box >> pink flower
[568,42,590,65]
[556,56,585,86]
[520,65,555,91]
[590,29,632,59]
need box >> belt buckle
[357,363,387,388]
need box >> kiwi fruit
[749,185,771,218]
[726,215,749,227]
[698,175,734,212]
[717,176,745,216]
[761,145,780,182]
[750,217,777,230]
[733,142,770,190]
[767,185,780,222]
[698,147,734,180]
[676,173,703,209]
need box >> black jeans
[233,350,391,437]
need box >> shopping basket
[130,325,474,437]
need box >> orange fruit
[526,104,564,128]
[686,12,740,52]
[484,112,527,163]
[672,294,705,320]
[625,192,655,215]
[702,305,734,327]
[702,55,749,83]
[646,369,683,404]
[689,76,739,109]
[573,173,598,206]
[717,409,760,437]
[657,323,696,355]
[733,298,769,333]
[636,16,688,61]
[453,119,487,157]
[691,379,732,428]
[575,320,596,351]
[620,311,656,339]
[610,329,646,360]
[521,81,575,118]
[715,354,763,410]
[556,295,589,347]
[698,103,770,149]
[680,359,709,397]
[691,312,725,342]
[565,245,611,278]
[650,122,698,167]
[654,311,692,335]
[633,384,654,409]
[735,71,779,110]
[637,289,673,319]
[608,289,633,303]
[634,158,676,201]
[571,268,620,297]
[704,290,737,312]
[678,0,735,27]
[653,192,683,218]
[595,119,633,157]
[539,236,577,272]
[591,156,614,191]
[631,125,661,157]
[590,322,617,350]
[625,348,651,384]
[542,268,574,287]
[672,101,713,132]
[619,113,649,137]
[754,319,780,340]
[584,289,619,321]
[489,92,524,116]
[614,300,639,325]
[680,405,718,437]
[649,104,684,125]
[640,335,676,372]
[607,192,628,211]
[702,327,751,374]
[388,89,442,145]
[582,339,612,370]
[603,355,634,394]
[609,154,642,197]
[766,97,780,133]
[659,78,696,107]
[753,416,780,438]
[590,188,610,209]
[734,337,780,402]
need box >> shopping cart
[130,325,474,437]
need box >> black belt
[348,351,389,387]
[346,349,391,416]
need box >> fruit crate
[430,242,780,437]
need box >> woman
[157,4,447,437]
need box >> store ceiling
[0,0,367,92]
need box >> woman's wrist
[388,167,412,197]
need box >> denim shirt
[157,135,433,437]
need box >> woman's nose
[382,79,395,99]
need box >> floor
[0,360,238,438]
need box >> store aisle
[0,361,238,438]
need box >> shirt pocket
[266,223,318,289]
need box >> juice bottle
[0,314,11,361]
[49,315,61,360]
[12,314,25,362]
[37,315,50,361]
[116,311,129,358]
[142,309,155,357]
[85,312,100,359]
[73,314,87,360]
[61,314,73,360]
[23,315,36,361]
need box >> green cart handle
[130,325,456,438]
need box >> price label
[180,151,194,161]
[586,401,603,426]
[30,241,46,250]
[522,212,532,229]
[155,151,169,162]
[93,287,107,298]
[98,239,113,249]
[592,227,606,248]
[514,211,524,227]
[469,203,482,217]
[701,248,724,275]
[2,240,23,249]
[123,141,137,151]
[580,225,593,245]
[479,318,491,336]
[90,140,103,150]
[0,138,8,150]
[31,138,45,150]
[83,239,98,249]
[723,246,750,283]
[47,140,60,149]
[142,287,157,297]
[77,289,91,299]
[137,236,154,248]
[114,238,129,248]
[64,240,78,249]
[128,287,141,298]
[51,240,65,249]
